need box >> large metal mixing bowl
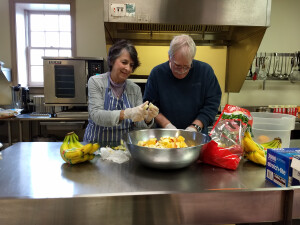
[122,129,211,169]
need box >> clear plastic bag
[100,147,131,164]
[200,104,253,170]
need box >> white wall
[0,0,12,68]
[229,80,300,106]
[258,0,300,53]
[228,0,300,107]
[75,0,107,59]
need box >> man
[143,34,222,134]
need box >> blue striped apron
[84,79,132,145]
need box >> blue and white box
[266,148,300,187]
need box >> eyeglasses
[171,59,192,72]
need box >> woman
[84,40,159,145]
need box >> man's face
[169,52,192,79]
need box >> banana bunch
[60,132,100,164]
[261,137,282,149]
[242,131,267,166]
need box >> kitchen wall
[228,0,300,107]
[75,0,107,59]
[0,0,299,108]
[0,0,12,106]
[0,0,12,68]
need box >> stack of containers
[268,105,298,117]
[251,112,296,148]
[32,95,52,115]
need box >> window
[10,1,76,88]
[27,11,72,85]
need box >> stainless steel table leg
[8,120,12,146]
[283,190,293,225]
[19,120,22,142]
[29,121,32,141]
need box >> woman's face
[110,49,134,83]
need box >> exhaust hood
[104,0,272,92]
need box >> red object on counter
[199,140,241,170]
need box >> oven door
[44,59,87,105]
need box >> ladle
[290,52,300,83]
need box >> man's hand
[165,123,177,129]
[185,126,197,132]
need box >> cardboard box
[266,148,300,187]
[291,155,300,186]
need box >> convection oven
[43,57,104,106]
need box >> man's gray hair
[168,35,196,60]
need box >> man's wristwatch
[191,124,202,132]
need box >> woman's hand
[145,103,159,123]
[124,102,148,122]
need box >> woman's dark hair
[107,39,140,72]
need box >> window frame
[26,10,72,86]
[9,0,76,91]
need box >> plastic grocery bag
[0,108,22,118]
[100,147,131,164]
[199,104,253,170]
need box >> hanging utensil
[290,51,300,83]
[259,53,267,80]
[281,54,288,79]
[288,54,295,82]
[278,55,284,79]
[253,54,258,80]
[288,55,293,79]
[290,54,295,75]
[272,54,279,78]
[266,54,272,77]
[248,56,255,78]
[248,64,253,78]
[258,53,264,79]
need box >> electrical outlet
[137,14,150,22]
[110,3,126,17]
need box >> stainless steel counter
[0,142,300,225]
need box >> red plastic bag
[200,104,253,170]
[200,140,241,170]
